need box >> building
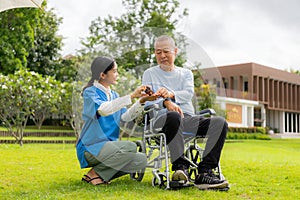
[203,62,300,134]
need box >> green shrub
[226,132,271,140]
[256,127,266,134]
[228,127,267,134]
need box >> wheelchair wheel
[130,140,146,182]
[185,144,202,182]
[152,173,167,189]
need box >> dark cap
[91,56,114,80]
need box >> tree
[70,81,84,140]
[0,68,73,145]
[80,0,189,77]
[0,8,36,74]
[197,83,214,110]
[288,68,300,75]
[56,81,83,140]
[55,55,79,82]
[196,82,227,117]
[26,6,64,77]
[0,2,72,80]
[30,74,61,129]
[0,70,37,146]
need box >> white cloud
[46,0,300,71]
[179,0,300,70]
[47,0,124,55]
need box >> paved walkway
[269,133,300,139]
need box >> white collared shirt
[94,81,111,100]
[94,81,144,121]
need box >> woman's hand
[130,86,147,99]
[139,95,159,104]
[130,85,156,99]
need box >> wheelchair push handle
[197,108,216,116]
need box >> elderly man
[142,35,229,190]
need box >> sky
[47,0,300,71]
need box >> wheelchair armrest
[144,103,163,120]
[196,108,216,116]
[144,103,160,111]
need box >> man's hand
[155,87,174,99]
[163,100,184,117]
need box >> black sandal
[81,175,92,183]
[82,174,109,185]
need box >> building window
[223,78,228,89]
[244,81,248,92]
[254,107,262,126]
[213,78,217,85]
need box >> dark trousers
[153,111,228,173]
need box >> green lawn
[0,125,74,132]
[0,136,75,141]
[0,139,299,200]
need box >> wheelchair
[121,104,228,190]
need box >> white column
[261,106,266,127]
[279,111,284,133]
[247,106,253,127]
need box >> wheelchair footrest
[169,181,193,189]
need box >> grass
[0,125,74,132]
[0,139,300,199]
[0,136,75,141]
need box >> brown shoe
[172,170,189,183]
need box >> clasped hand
[130,86,159,103]
[131,86,183,117]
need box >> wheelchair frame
[127,104,227,190]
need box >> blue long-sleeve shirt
[76,85,126,168]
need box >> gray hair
[154,35,176,48]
